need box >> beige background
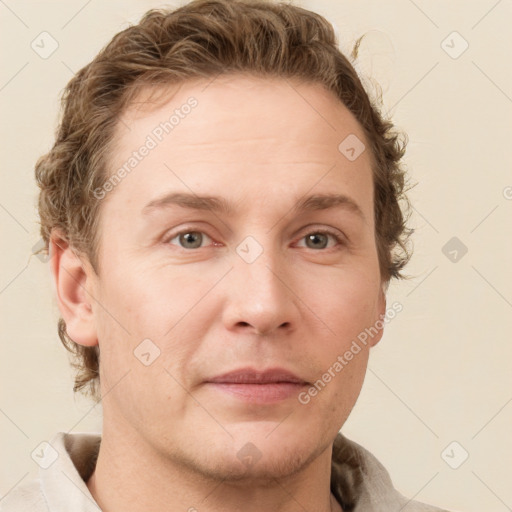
[1,1,511,511]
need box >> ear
[368,286,387,348]
[49,229,98,347]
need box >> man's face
[85,75,385,480]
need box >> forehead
[104,74,373,219]
[114,74,368,157]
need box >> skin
[51,75,386,512]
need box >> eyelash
[164,227,345,251]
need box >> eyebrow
[142,192,365,220]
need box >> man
[3,1,451,510]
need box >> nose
[221,243,299,337]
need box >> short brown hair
[35,0,412,401]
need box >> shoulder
[1,431,101,512]
[0,477,49,512]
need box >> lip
[204,367,309,403]
[206,367,307,384]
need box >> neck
[86,420,342,512]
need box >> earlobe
[49,230,98,347]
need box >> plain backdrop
[1,1,511,511]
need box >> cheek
[94,269,203,425]
[94,266,217,377]
[330,351,369,417]
[303,266,380,340]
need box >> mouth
[204,367,309,403]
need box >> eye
[166,230,213,250]
[296,230,344,250]
[164,227,344,251]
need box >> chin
[172,427,329,485]
[195,446,319,485]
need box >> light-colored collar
[41,432,101,512]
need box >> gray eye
[178,231,204,249]
[305,233,329,249]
